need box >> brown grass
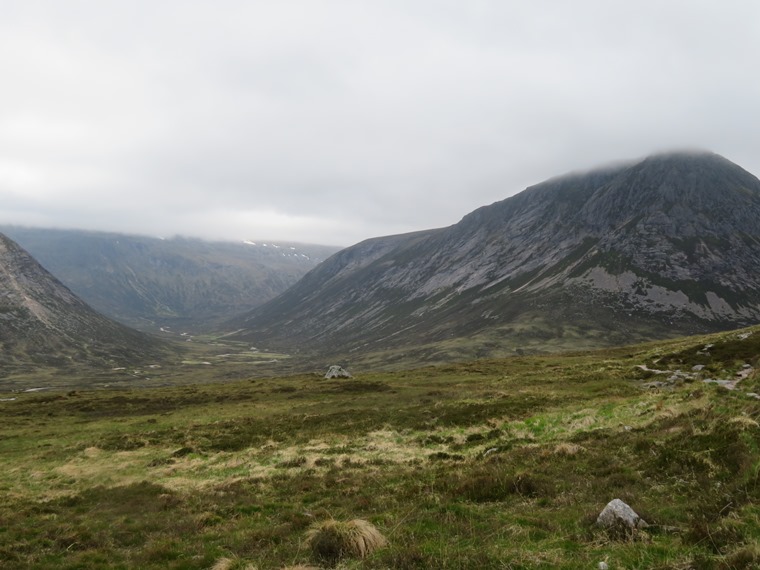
[210,556,258,570]
[306,518,387,564]
[727,415,760,430]
[553,442,584,456]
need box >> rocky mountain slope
[0,228,341,333]
[0,233,167,373]
[226,152,760,360]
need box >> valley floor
[1,327,759,569]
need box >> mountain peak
[634,149,753,178]
[582,150,760,228]
[641,148,717,161]
[225,152,760,362]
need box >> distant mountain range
[0,232,166,375]
[4,151,759,373]
[226,152,760,361]
[0,227,341,333]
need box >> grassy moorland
[1,327,759,569]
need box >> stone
[324,365,352,379]
[596,499,648,531]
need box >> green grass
[1,326,759,568]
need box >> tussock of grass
[722,543,760,569]
[553,442,584,456]
[727,415,760,429]
[210,556,258,570]
[305,518,387,564]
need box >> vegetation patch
[306,518,387,565]
[1,325,760,568]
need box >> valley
[0,227,341,334]
[2,151,760,568]
[4,1,760,566]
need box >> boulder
[596,499,648,531]
[324,365,352,379]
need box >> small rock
[596,499,648,531]
[746,393,760,400]
[598,563,609,570]
[692,364,705,371]
[324,365,352,379]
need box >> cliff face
[225,152,760,358]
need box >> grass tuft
[727,415,760,430]
[210,556,258,570]
[553,442,584,456]
[305,518,387,564]
[722,543,760,569]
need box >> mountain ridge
[0,227,342,333]
[0,232,167,374]
[225,151,760,361]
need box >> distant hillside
[226,152,760,361]
[0,232,167,375]
[0,227,341,333]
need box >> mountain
[225,151,760,361]
[0,232,167,374]
[0,227,342,333]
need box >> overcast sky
[1,1,759,246]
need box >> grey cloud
[1,1,759,245]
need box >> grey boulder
[596,499,648,531]
[324,365,352,379]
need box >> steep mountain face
[226,152,760,358]
[0,228,341,333]
[0,233,166,373]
